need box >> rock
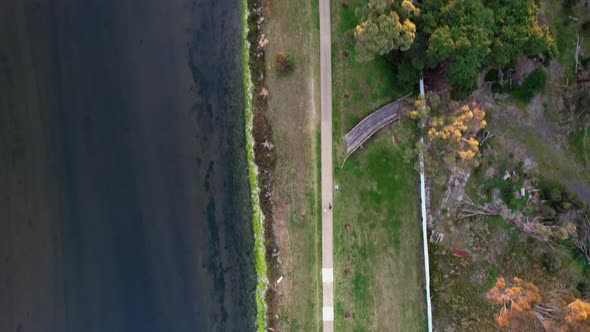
[262,140,274,150]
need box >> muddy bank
[0,0,255,331]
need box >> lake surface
[0,0,255,331]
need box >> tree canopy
[487,277,590,331]
[354,0,419,61]
[411,95,486,165]
[353,0,557,95]
[426,0,495,90]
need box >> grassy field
[263,0,322,330]
[331,0,426,330]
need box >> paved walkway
[319,0,334,330]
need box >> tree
[426,0,495,90]
[487,0,557,65]
[488,276,590,331]
[565,299,590,327]
[389,0,556,96]
[487,277,543,329]
[354,0,419,61]
[424,101,486,163]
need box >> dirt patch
[514,56,540,84]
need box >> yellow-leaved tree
[427,101,486,162]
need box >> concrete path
[319,0,334,330]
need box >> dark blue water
[0,0,255,331]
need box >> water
[0,0,255,331]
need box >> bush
[539,179,564,201]
[510,68,547,103]
[540,205,557,221]
[577,280,590,299]
[274,52,295,75]
[542,253,562,273]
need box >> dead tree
[479,131,495,146]
[534,303,563,326]
[459,195,503,219]
[575,33,583,74]
[575,214,590,265]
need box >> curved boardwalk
[344,95,410,158]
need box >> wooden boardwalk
[344,95,410,158]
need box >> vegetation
[412,96,487,164]
[351,0,556,95]
[334,131,426,331]
[353,0,419,61]
[263,0,322,330]
[274,52,296,75]
[487,276,590,330]
[509,68,547,103]
[332,0,426,330]
[424,0,496,90]
[242,0,268,329]
[331,0,590,331]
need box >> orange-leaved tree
[487,277,542,329]
[487,277,590,331]
[565,299,590,330]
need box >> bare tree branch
[479,131,495,146]
[575,214,590,265]
[575,33,583,74]
[459,195,502,218]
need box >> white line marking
[322,268,333,283]
[322,306,334,321]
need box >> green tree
[426,0,495,91]
[354,0,419,62]
[488,0,557,66]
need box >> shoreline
[242,0,279,330]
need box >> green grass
[509,68,547,104]
[339,5,358,34]
[334,132,426,331]
[568,126,590,168]
[331,0,425,329]
[263,0,322,329]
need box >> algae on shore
[241,0,269,330]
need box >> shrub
[510,68,547,104]
[577,280,590,299]
[274,52,295,75]
[539,205,557,221]
[542,253,562,273]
